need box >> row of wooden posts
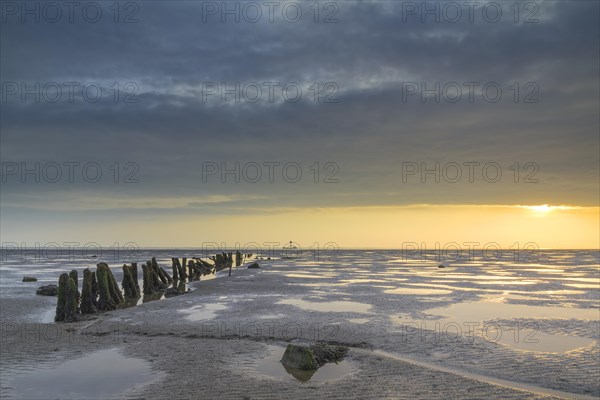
[55,251,249,323]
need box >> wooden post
[142,263,152,294]
[171,258,180,280]
[69,269,80,313]
[64,278,79,323]
[80,268,98,314]
[122,264,139,298]
[54,273,69,322]
[181,258,188,279]
[131,262,140,292]
[96,263,117,311]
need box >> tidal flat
[0,250,598,399]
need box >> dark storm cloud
[1,0,598,218]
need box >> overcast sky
[1,1,598,247]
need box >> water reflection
[278,298,372,313]
[252,345,355,383]
[9,348,162,399]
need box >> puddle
[348,318,370,324]
[179,303,228,321]
[277,298,372,313]
[9,348,162,399]
[400,299,598,352]
[252,345,355,383]
[565,283,599,289]
[385,287,453,295]
[284,272,338,279]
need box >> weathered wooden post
[171,258,180,280]
[151,257,169,284]
[160,266,172,283]
[96,263,117,311]
[122,264,139,298]
[142,263,152,295]
[69,269,81,313]
[80,268,98,314]
[54,273,69,322]
[105,264,124,303]
[131,262,140,293]
[181,258,188,279]
[64,278,79,322]
[91,270,98,306]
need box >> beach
[0,249,598,399]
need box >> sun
[518,204,578,215]
[529,204,552,213]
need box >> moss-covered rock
[311,343,349,365]
[281,344,319,370]
[22,276,37,282]
[36,284,58,296]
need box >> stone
[311,343,349,365]
[247,262,261,269]
[36,284,58,296]
[281,344,319,370]
[22,277,37,282]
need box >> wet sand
[1,255,598,399]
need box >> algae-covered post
[105,264,124,303]
[159,265,173,283]
[64,278,79,323]
[131,262,140,292]
[181,258,188,279]
[96,263,118,311]
[171,258,180,281]
[122,264,139,298]
[176,258,186,280]
[69,269,81,313]
[142,263,152,295]
[54,273,69,322]
[80,268,97,314]
[91,270,98,306]
[151,257,169,284]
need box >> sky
[1,0,599,250]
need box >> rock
[438,264,446,268]
[281,344,319,370]
[247,262,261,269]
[36,284,58,296]
[22,277,37,282]
[281,343,349,371]
[311,343,349,365]
[164,285,190,298]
